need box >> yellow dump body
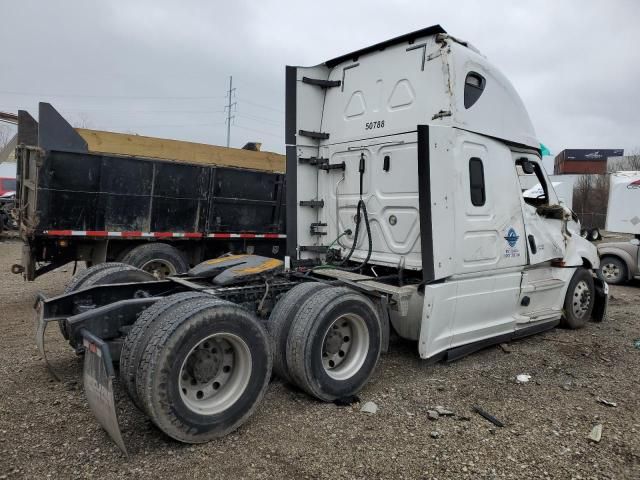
[75,128,285,173]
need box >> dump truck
[35,25,608,456]
[13,103,286,280]
[597,171,640,284]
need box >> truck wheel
[599,257,627,285]
[136,299,272,443]
[64,262,133,294]
[560,268,595,329]
[267,282,329,382]
[60,263,154,339]
[120,291,212,411]
[286,287,382,402]
[121,243,189,279]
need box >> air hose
[313,153,373,273]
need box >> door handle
[528,234,537,254]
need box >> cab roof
[325,25,447,68]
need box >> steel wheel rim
[179,333,252,415]
[572,280,592,318]
[321,313,369,381]
[601,263,620,281]
[140,259,176,279]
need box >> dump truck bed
[14,103,286,279]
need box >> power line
[237,97,285,114]
[235,112,283,127]
[234,124,282,139]
[0,90,226,100]
[0,105,226,115]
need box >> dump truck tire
[560,268,595,329]
[120,291,212,411]
[121,243,189,278]
[267,282,329,383]
[60,263,154,339]
[64,262,130,294]
[136,299,272,443]
[286,286,382,402]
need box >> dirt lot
[0,239,638,479]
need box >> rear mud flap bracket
[34,295,63,381]
[80,329,128,457]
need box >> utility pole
[225,76,236,147]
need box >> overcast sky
[1,0,638,171]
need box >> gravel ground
[0,238,638,479]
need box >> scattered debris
[499,343,512,354]
[434,406,455,416]
[589,424,603,443]
[596,398,618,408]
[360,401,378,415]
[516,374,531,384]
[456,415,472,422]
[472,405,505,428]
[430,431,440,439]
[334,395,360,407]
[427,410,439,421]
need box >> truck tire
[136,299,272,443]
[560,268,595,329]
[286,286,382,402]
[120,291,212,411]
[60,263,154,339]
[64,262,131,294]
[121,243,189,279]
[267,282,329,383]
[599,256,627,285]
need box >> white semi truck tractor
[35,25,607,455]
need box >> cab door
[515,156,566,264]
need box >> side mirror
[521,160,535,175]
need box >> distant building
[554,149,624,175]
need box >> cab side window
[469,157,486,206]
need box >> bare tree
[573,174,609,229]
[608,148,640,172]
[0,125,12,151]
[72,112,92,129]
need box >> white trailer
[597,171,640,284]
[605,171,640,234]
[35,25,608,455]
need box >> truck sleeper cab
[288,25,606,360]
[34,26,607,455]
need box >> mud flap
[34,295,61,381]
[81,329,128,457]
[592,277,609,323]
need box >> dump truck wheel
[267,282,329,383]
[560,268,595,329]
[286,287,382,402]
[121,243,189,279]
[60,263,154,339]
[137,299,272,443]
[64,262,131,294]
[599,256,627,285]
[120,291,212,411]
